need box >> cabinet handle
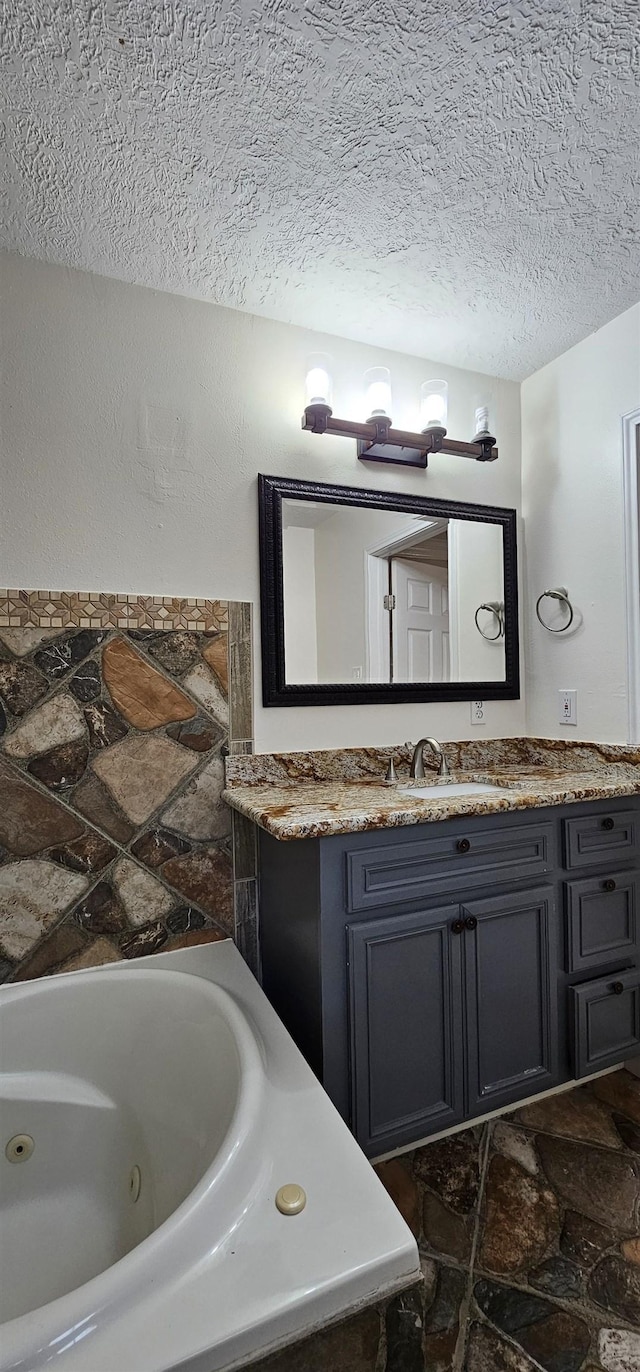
[602,817,615,831]
[612,981,625,995]
[451,919,465,935]
[456,838,471,854]
[603,878,617,892]
[465,915,478,931]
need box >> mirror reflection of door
[366,519,455,684]
[391,559,450,683]
[280,497,506,686]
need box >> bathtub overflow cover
[275,1183,307,1216]
[6,1134,34,1163]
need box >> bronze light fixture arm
[301,406,498,466]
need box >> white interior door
[391,559,450,682]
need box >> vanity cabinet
[258,796,640,1158]
[349,887,557,1154]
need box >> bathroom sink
[398,781,511,799]
[0,941,418,1372]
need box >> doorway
[365,519,458,683]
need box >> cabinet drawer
[565,872,638,973]
[563,809,639,871]
[570,970,640,1077]
[346,822,554,913]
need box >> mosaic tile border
[0,590,228,633]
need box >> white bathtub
[0,941,419,1371]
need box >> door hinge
[383,593,396,610]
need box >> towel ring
[536,587,574,632]
[474,602,504,641]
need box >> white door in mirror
[392,559,449,683]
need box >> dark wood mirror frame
[259,474,520,708]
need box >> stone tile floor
[248,1070,640,1371]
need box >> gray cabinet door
[462,887,558,1114]
[348,907,464,1156]
[571,969,640,1077]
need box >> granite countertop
[223,738,640,841]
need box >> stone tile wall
[0,589,256,982]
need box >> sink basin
[398,781,511,799]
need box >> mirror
[259,476,519,707]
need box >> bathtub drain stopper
[6,1134,34,1163]
[275,1183,306,1215]
[129,1165,142,1202]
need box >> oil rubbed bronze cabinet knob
[602,817,615,831]
[456,838,471,854]
[603,878,617,892]
[451,919,465,935]
[612,981,625,995]
[465,916,478,931]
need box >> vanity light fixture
[302,363,498,467]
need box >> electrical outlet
[470,700,485,725]
[352,666,362,681]
[559,689,577,726]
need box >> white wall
[0,250,524,750]
[282,526,318,683]
[522,304,640,742]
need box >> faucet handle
[385,756,398,783]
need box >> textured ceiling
[1,1,639,379]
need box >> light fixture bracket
[302,409,498,464]
[475,431,497,462]
[303,402,333,434]
[356,438,429,468]
[366,413,392,444]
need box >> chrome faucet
[409,737,450,780]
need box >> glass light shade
[364,366,392,419]
[305,354,332,407]
[474,394,493,438]
[420,380,448,431]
